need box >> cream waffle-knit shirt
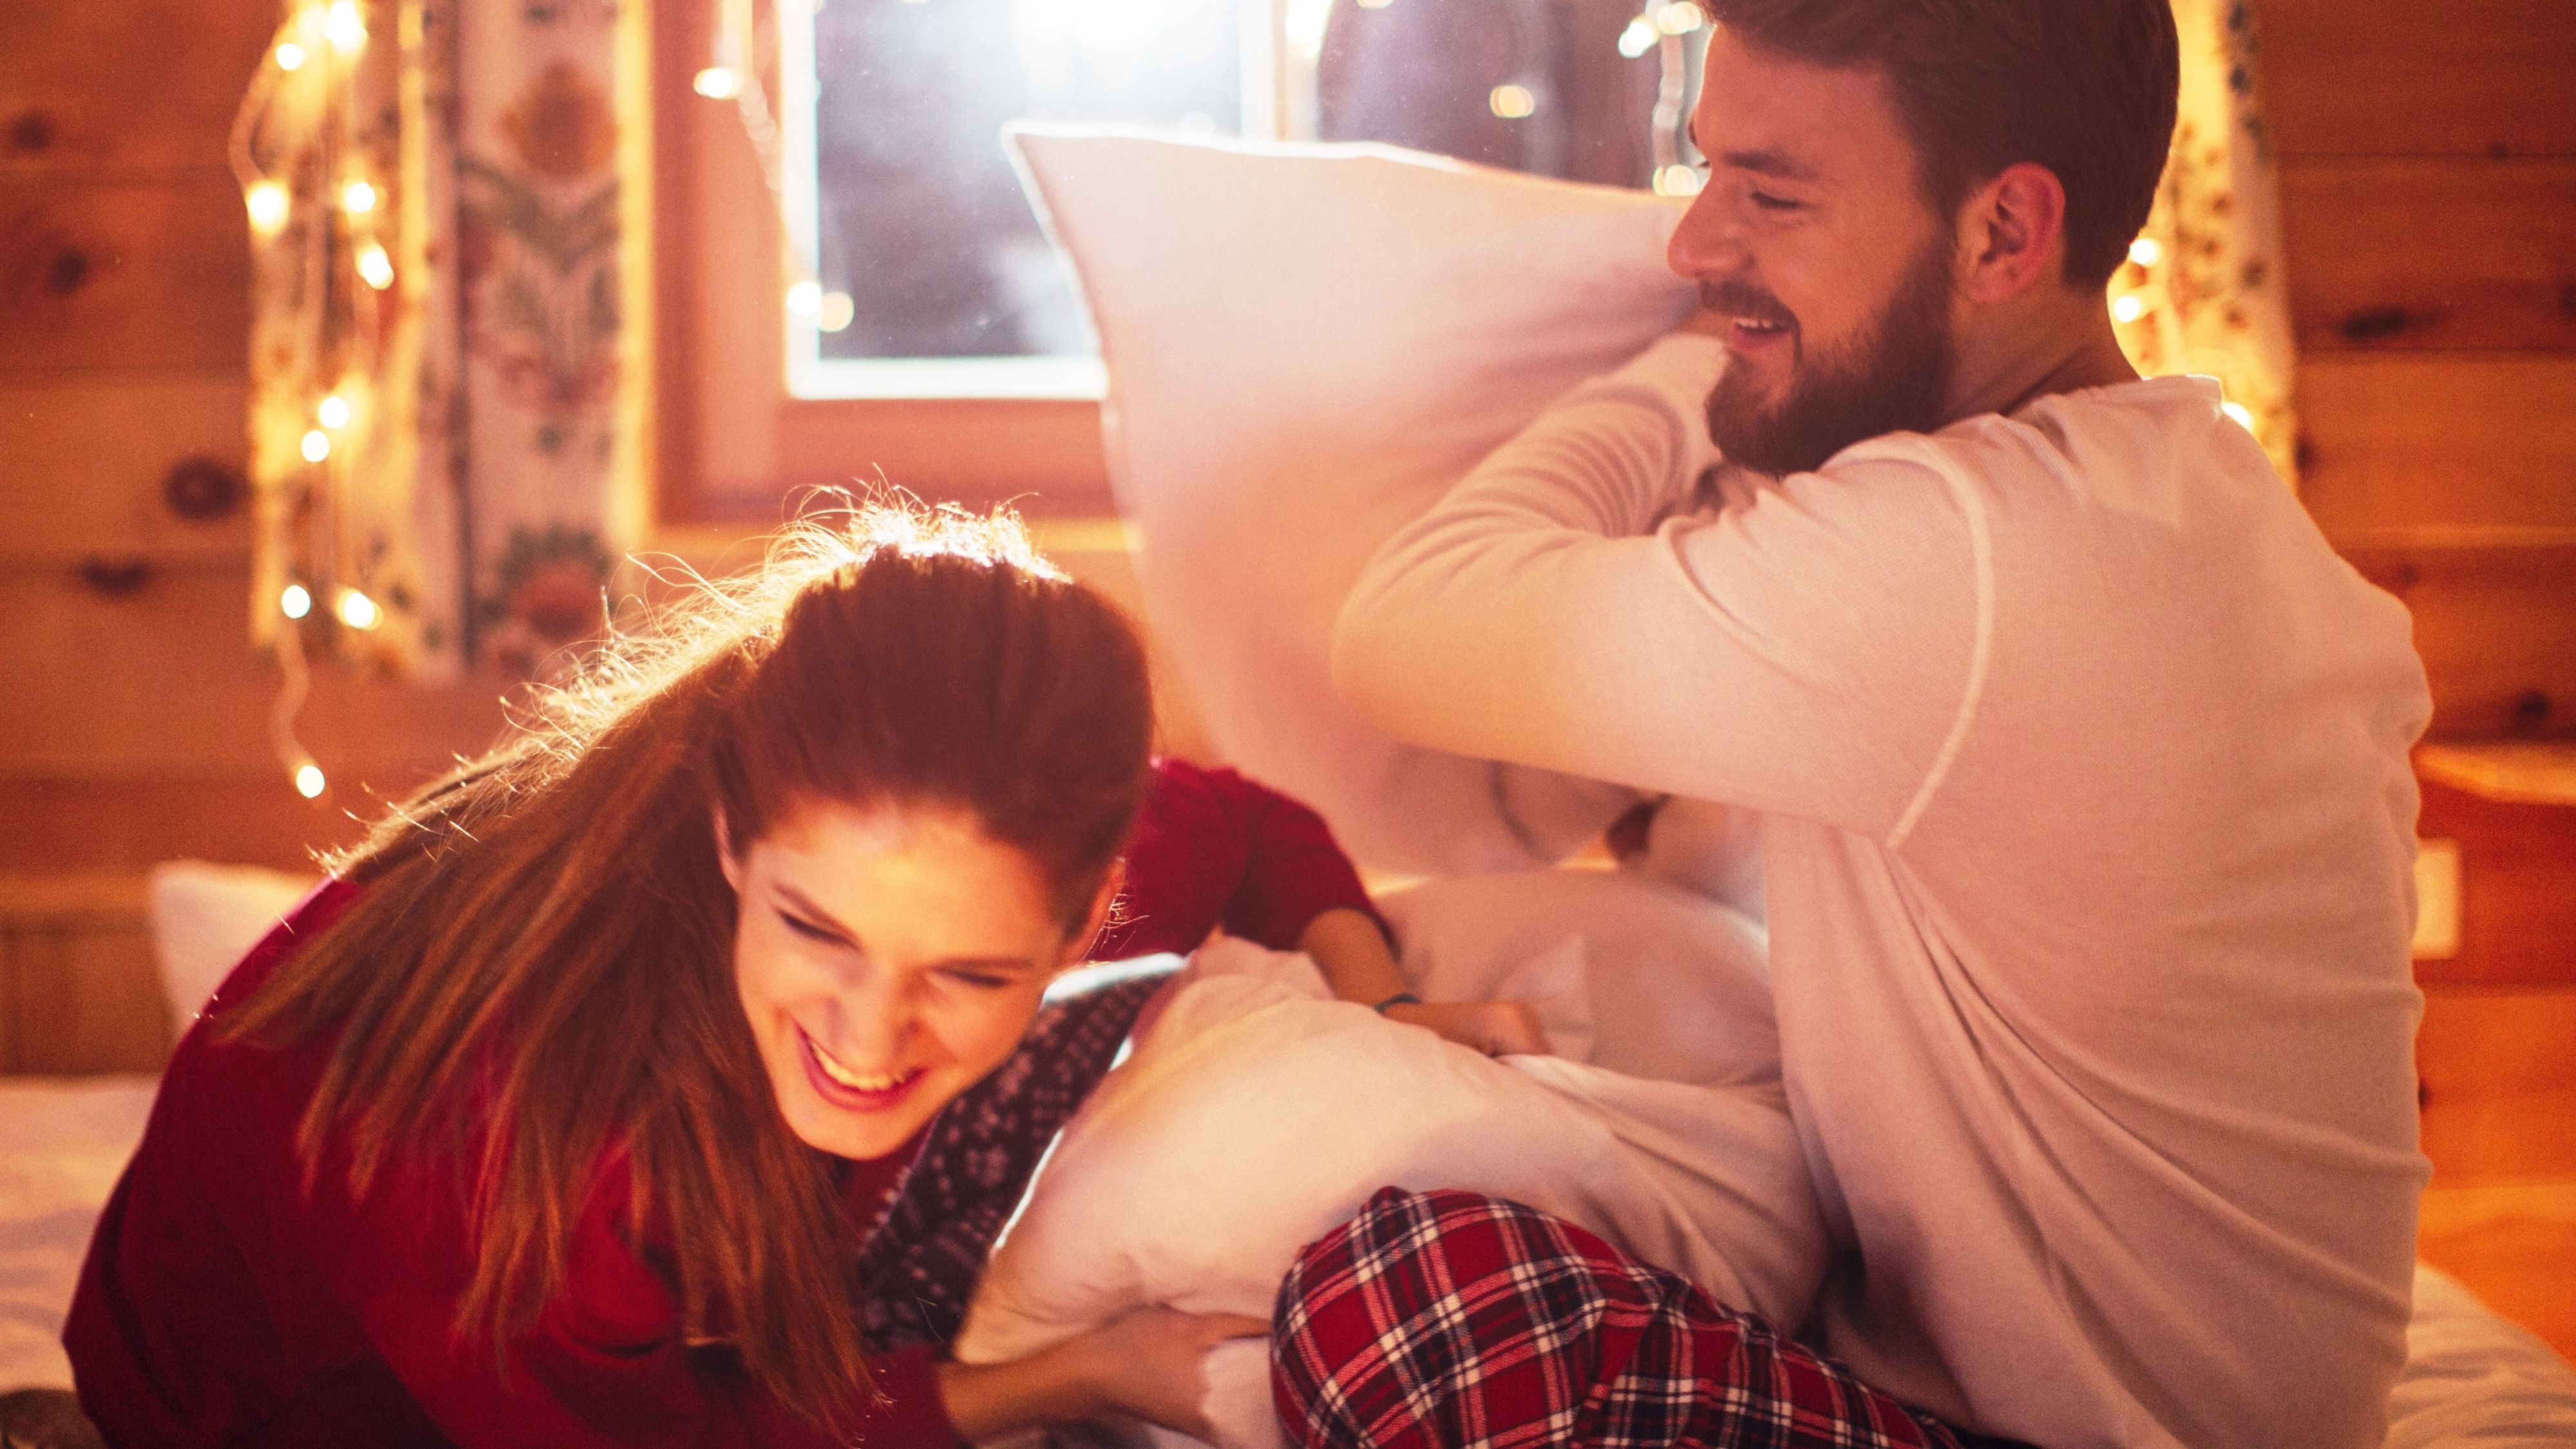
[1332,334,2432,1449]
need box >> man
[1285,3,2432,1447]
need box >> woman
[64,507,1524,1447]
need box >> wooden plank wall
[0,0,514,883]
[2262,0,2576,738]
[2260,0,2576,1357]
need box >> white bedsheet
[1,1034,2570,1445]
[0,1075,157,1395]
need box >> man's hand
[1075,1306,1273,1438]
[1383,998,1551,1057]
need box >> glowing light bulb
[342,180,378,214]
[2128,236,2164,268]
[280,583,313,620]
[318,393,351,428]
[294,762,328,799]
[1654,164,1705,197]
[337,589,382,630]
[1655,2,1705,34]
[357,242,395,289]
[276,41,307,71]
[786,279,823,317]
[819,290,855,332]
[2221,401,2255,430]
[301,429,331,462]
[325,0,366,52]
[1490,84,1537,119]
[1617,17,1658,57]
[246,181,290,235]
[2111,294,2146,324]
[693,66,741,99]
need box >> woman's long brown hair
[222,504,1155,1430]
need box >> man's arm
[1331,334,1988,844]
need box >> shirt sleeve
[1101,759,1385,958]
[305,1149,965,1449]
[1331,333,1989,846]
[1212,770,1390,951]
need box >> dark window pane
[1316,0,1662,187]
[812,0,1244,362]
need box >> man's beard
[1702,241,1955,478]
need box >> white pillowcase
[146,860,318,1033]
[1008,127,1693,876]
[1379,867,1776,1089]
[954,875,1821,1449]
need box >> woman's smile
[797,1023,927,1111]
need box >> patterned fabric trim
[853,970,1172,1354]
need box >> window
[787,0,1277,399]
[654,0,1703,520]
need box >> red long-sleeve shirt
[66,759,1376,1448]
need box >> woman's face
[723,800,1100,1160]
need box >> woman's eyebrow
[929,955,1046,975]
[772,883,861,944]
[770,884,1042,972]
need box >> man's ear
[714,807,742,893]
[1064,860,1126,968]
[1956,161,2069,305]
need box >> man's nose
[1667,194,1750,281]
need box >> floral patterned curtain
[2112,0,2301,486]
[239,0,649,681]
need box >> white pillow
[1379,867,1774,1089]
[1008,127,1693,876]
[955,889,1823,1449]
[146,861,319,1033]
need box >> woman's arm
[1218,765,1553,1056]
[937,1307,1271,1441]
[1297,907,1548,1057]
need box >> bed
[3,862,2573,1446]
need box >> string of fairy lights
[231,0,397,802]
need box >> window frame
[651,0,1309,525]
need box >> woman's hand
[1297,907,1554,1056]
[1074,1305,1273,1437]
[937,1307,1268,1441]
[1383,998,1551,1057]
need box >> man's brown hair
[1705,0,2179,288]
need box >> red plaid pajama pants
[1271,1188,2020,1449]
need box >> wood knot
[2512,691,2553,733]
[5,111,54,155]
[44,248,90,297]
[75,557,153,597]
[161,456,245,522]
[2338,306,2412,344]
